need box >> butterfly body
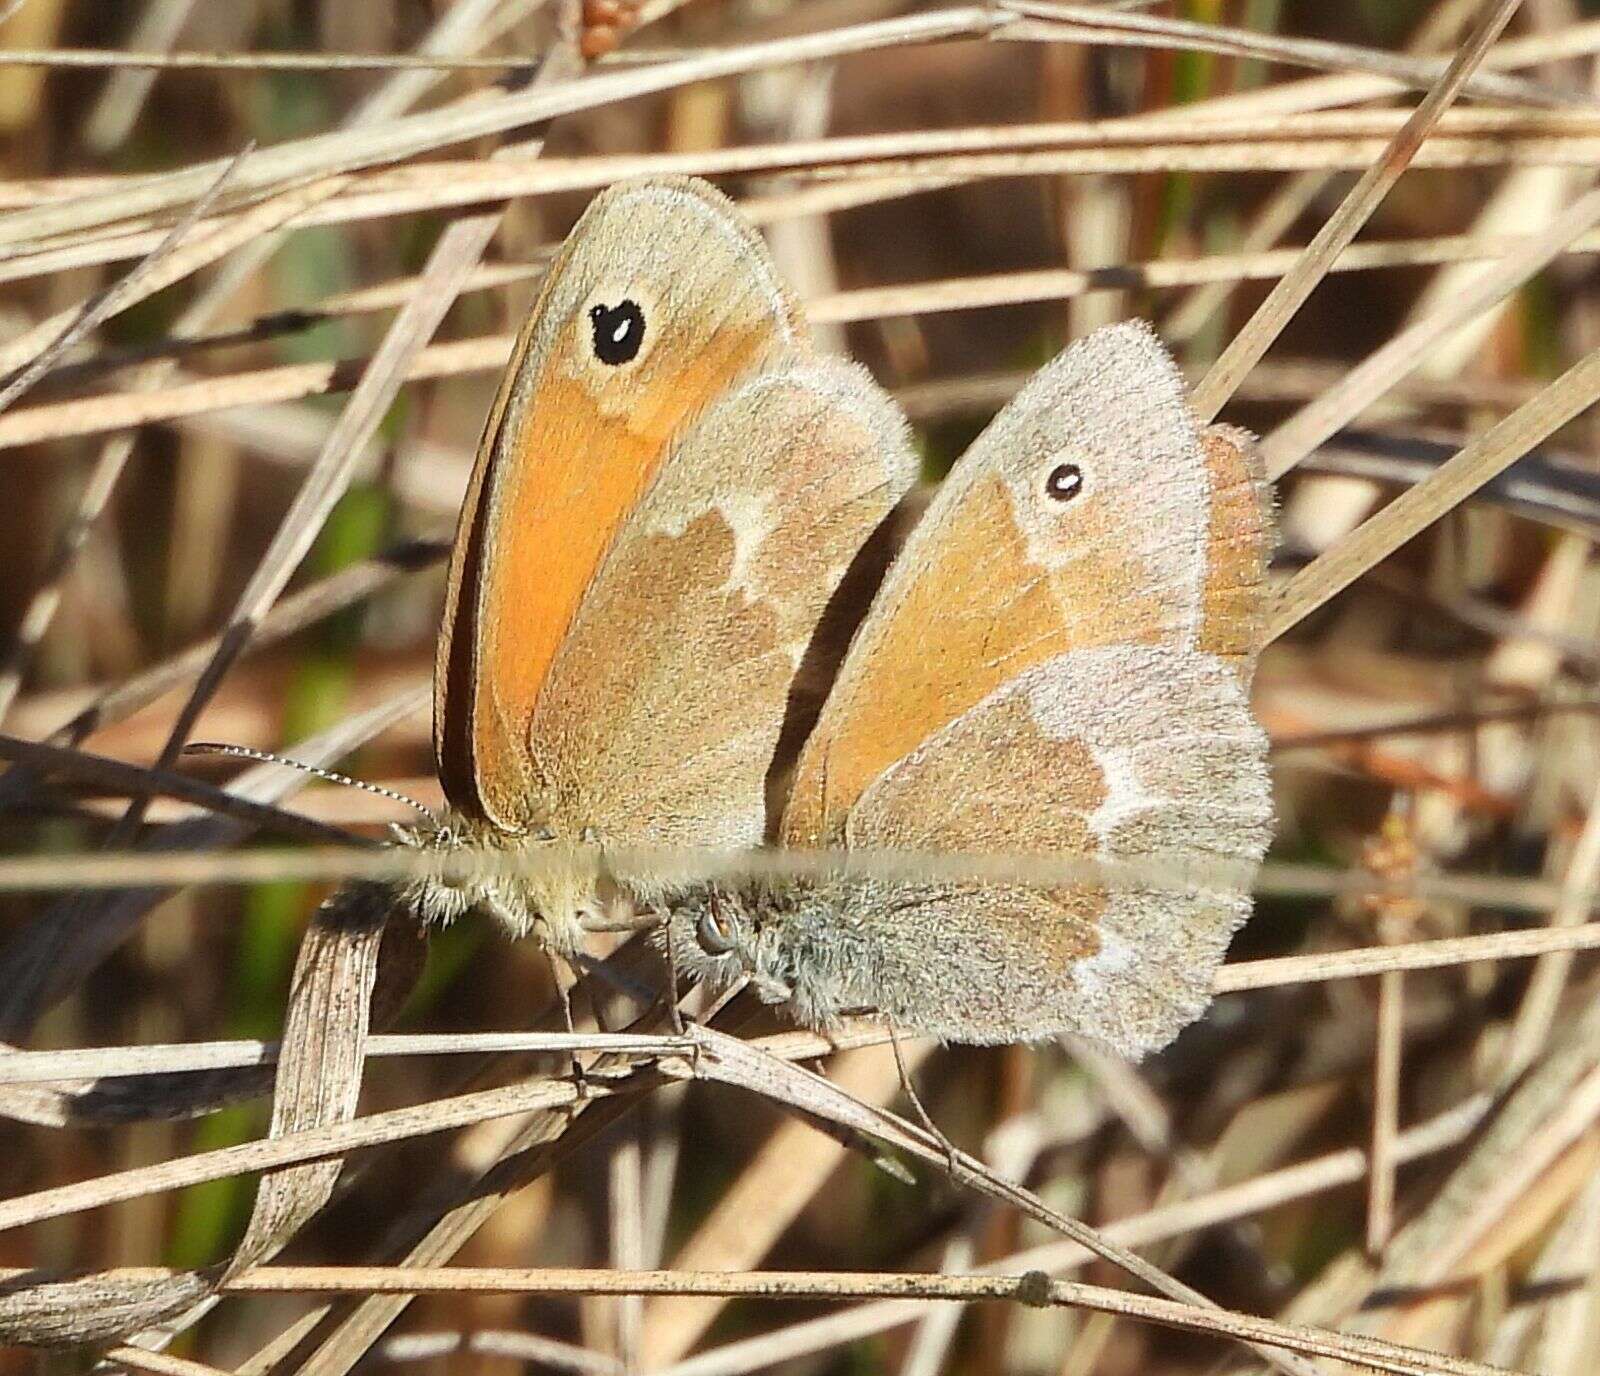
[397,814,593,945]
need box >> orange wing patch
[522,504,787,843]
[783,474,1063,845]
[782,466,1177,847]
[463,324,776,832]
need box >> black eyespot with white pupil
[1045,462,1083,503]
[588,299,645,366]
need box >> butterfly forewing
[784,320,1229,845]
[770,321,1275,1053]
[436,178,803,833]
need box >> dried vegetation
[3,2,1600,1374]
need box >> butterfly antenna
[184,741,440,827]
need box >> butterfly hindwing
[818,644,1272,1052]
[524,355,919,859]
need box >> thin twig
[1270,341,1600,637]
[1368,967,1405,1256]
[1191,0,1525,421]
[6,1265,1515,1376]
[1,47,543,72]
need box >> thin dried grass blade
[641,1044,926,1366]
[0,1048,617,1234]
[1350,999,1600,1328]
[641,1098,1495,1376]
[1260,183,1600,480]
[19,204,1600,456]
[1269,341,1600,639]
[0,1268,215,1349]
[17,539,446,759]
[0,161,331,383]
[0,734,363,845]
[1,219,490,1043]
[0,173,354,724]
[0,889,403,1347]
[1190,0,1525,422]
[103,1344,232,1376]
[17,112,1600,287]
[1,48,540,73]
[258,938,708,1376]
[0,1058,276,1130]
[225,884,398,1276]
[0,1030,685,1085]
[140,213,495,795]
[80,0,202,153]
[0,0,521,726]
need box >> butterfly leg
[887,1020,962,1180]
[657,909,688,1036]
[544,948,592,1101]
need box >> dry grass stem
[1191,0,1524,422]
[27,1265,1531,1376]
[7,6,1600,1374]
[1271,340,1600,635]
[0,48,546,73]
[0,9,1006,251]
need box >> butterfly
[670,321,1275,1057]
[400,176,919,952]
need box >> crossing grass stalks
[3,2,1600,1374]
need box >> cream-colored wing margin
[525,355,919,858]
[809,645,1272,1054]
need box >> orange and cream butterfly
[672,322,1275,1057]
[402,176,918,949]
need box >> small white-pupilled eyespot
[1044,461,1083,503]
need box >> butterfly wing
[436,177,804,832]
[783,319,1271,845]
[765,321,1273,1053]
[816,645,1271,1053]
[523,355,918,855]
[1196,422,1274,683]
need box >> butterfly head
[670,879,906,1026]
[397,813,600,955]
[670,882,792,1008]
